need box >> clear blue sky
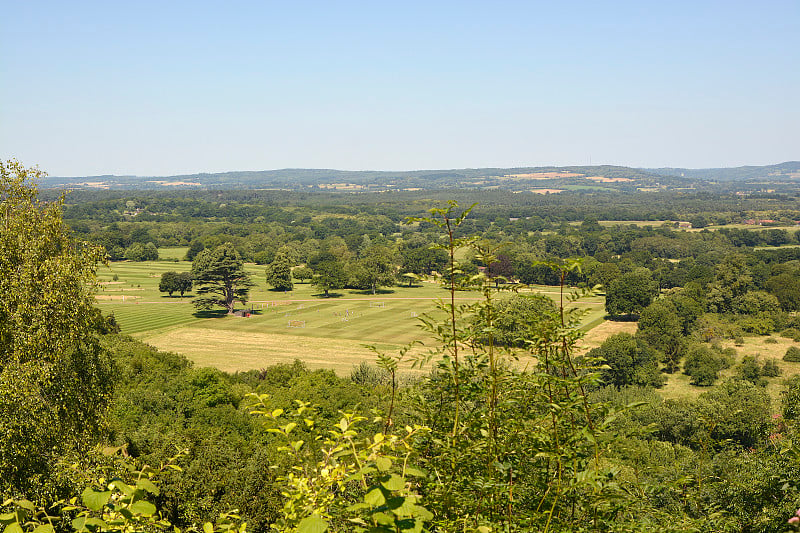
[2,1,798,176]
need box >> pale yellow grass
[140,326,419,375]
[530,188,564,194]
[577,320,637,354]
[718,336,800,401]
[661,335,800,403]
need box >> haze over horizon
[2,1,798,177]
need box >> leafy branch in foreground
[405,203,635,531]
[247,394,431,532]
[0,450,246,533]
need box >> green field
[96,259,605,374]
[158,246,189,260]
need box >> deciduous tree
[605,268,658,317]
[159,271,193,297]
[265,249,294,291]
[309,251,347,297]
[351,245,395,294]
[0,160,113,493]
[292,265,314,284]
[588,333,665,388]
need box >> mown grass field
[96,252,800,400]
[96,250,606,374]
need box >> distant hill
[42,162,799,192]
[648,161,800,182]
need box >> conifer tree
[191,243,254,313]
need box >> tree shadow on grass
[605,313,640,322]
[312,292,345,298]
[192,309,229,319]
[350,288,397,296]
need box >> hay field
[96,260,606,375]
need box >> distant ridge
[42,162,800,191]
[647,161,800,181]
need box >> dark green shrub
[589,333,666,388]
[721,347,737,358]
[683,344,733,387]
[783,375,800,419]
[698,380,771,448]
[476,293,558,347]
[780,327,800,342]
[737,356,767,386]
[737,316,774,335]
[762,359,781,377]
[764,337,778,344]
[784,346,800,362]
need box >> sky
[1,1,798,177]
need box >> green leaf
[83,518,108,531]
[411,505,433,522]
[129,500,157,516]
[81,488,111,512]
[346,503,369,512]
[372,512,394,526]
[110,480,134,496]
[136,478,160,495]
[203,522,214,533]
[3,523,23,533]
[375,456,392,472]
[13,501,34,512]
[32,525,54,533]
[404,466,426,478]
[381,474,405,491]
[364,487,387,507]
[297,513,328,533]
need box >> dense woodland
[6,159,800,532]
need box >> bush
[780,328,800,342]
[736,315,775,335]
[478,293,559,347]
[683,344,734,387]
[784,346,800,362]
[737,356,765,386]
[764,337,779,344]
[762,359,781,377]
[698,380,771,448]
[589,333,666,389]
[783,375,800,419]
